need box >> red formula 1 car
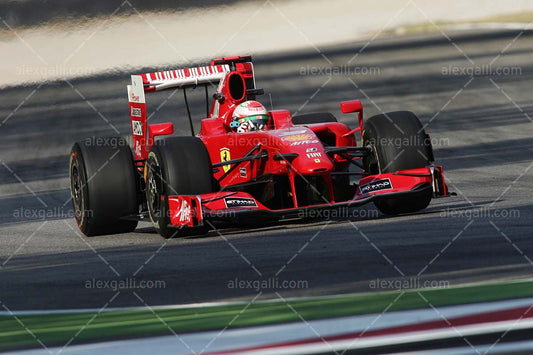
[69,55,451,238]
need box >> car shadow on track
[183,199,500,239]
[2,201,532,311]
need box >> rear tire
[146,137,213,238]
[362,111,433,215]
[69,137,138,236]
[292,112,337,125]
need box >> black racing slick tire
[146,137,213,238]
[362,111,434,215]
[69,137,138,236]
[292,112,338,125]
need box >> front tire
[362,111,433,215]
[146,137,213,238]
[69,137,138,236]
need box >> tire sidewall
[362,121,381,175]
[70,144,90,231]
[146,149,169,234]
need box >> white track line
[8,297,533,355]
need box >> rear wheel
[69,137,138,236]
[146,137,213,238]
[362,111,433,215]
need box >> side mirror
[340,100,364,140]
[149,122,174,137]
[340,100,363,114]
[147,123,174,147]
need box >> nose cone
[291,153,334,174]
[272,128,333,174]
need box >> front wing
[166,166,450,228]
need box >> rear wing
[127,56,256,161]
[139,64,230,92]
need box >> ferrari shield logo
[220,147,231,173]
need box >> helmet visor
[237,114,270,131]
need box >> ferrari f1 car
[69,55,451,238]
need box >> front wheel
[362,111,434,215]
[146,137,213,238]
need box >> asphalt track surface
[1,30,532,311]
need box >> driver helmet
[230,101,269,133]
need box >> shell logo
[282,134,313,141]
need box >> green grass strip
[2,279,533,351]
